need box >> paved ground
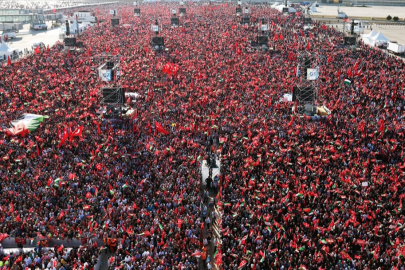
[313,4,405,19]
[5,21,63,54]
[326,22,405,44]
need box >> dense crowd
[0,2,404,269]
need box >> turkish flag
[72,126,83,137]
[155,121,169,135]
[34,46,41,54]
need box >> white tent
[310,2,318,13]
[364,31,389,47]
[362,29,377,39]
[70,21,86,34]
[0,41,18,58]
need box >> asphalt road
[5,21,63,54]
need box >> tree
[393,16,399,21]
[387,15,392,20]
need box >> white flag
[109,10,115,15]
[307,68,319,80]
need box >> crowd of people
[0,1,404,269]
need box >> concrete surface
[5,22,63,54]
[326,22,405,44]
[314,4,405,19]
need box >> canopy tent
[362,29,377,39]
[70,21,86,34]
[0,41,19,58]
[309,2,318,13]
[363,31,389,47]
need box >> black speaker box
[64,37,76,46]
[257,36,268,45]
[171,17,179,26]
[344,36,356,46]
[151,36,164,46]
[111,18,119,26]
[241,17,250,24]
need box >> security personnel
[104,237,117,253]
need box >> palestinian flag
[295,193,304,198]
[260,251,265,263]
[238,260,247,269]
[5,114,48,136]
[53,178,61,187]
[344,79,351,85]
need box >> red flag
[72,126,83,137]
[15,255,22,263]
[379,118,385,133]
[236,47,242,55]
[307,43,311,50]
[52,9,56,13]
[58,244,64,252]
[88,47,92,56]
[46,45,49,53]
[279,33,284,40]
[34,46,40,54]
[155,121,169,135]
[327,55,332,63]
[67,50,71,57]
[19,85,24,95]
[7,56,11,65]
[36,144,40,156]
[46,177,53,187]
[322,25,327,30]
[58,130,69,147]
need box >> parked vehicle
[387,42,405,54]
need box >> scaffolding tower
[295,51,319,114]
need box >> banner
[307,68,319,80]
[99,69,112,82]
